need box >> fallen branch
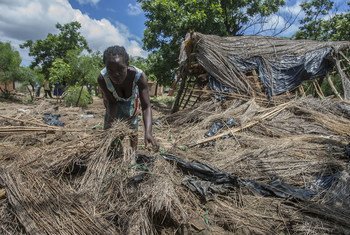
[0,126,86,133]
[189,102,291,147]
[0,114,54,128]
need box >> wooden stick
[327,75,343,100]
[183,82,197,109]
[0,114,54,128]
[339,51,350,64]
[189,102,290,147]
[190,88,277,104]
[336,58,350,100]
[313,81,324,98]
[0,189,6,199]
[0,126,86,133]
[316,80,325,98]
[298,85,306,97]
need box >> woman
[98,45,157,150]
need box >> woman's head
[103,46,129,84]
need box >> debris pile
[0,96,350,234]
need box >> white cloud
[264,14,300,37]
[279,0,303,17]
[127,3,142,16]
[0,0,147,66]
[76,0,101,5]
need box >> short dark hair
[103,45,129,65]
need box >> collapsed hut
[173,32,350,112]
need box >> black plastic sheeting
[240,179,316,201]
[205,118,238,137]
[162,153,337,201]
[310,172,341,192]
[163,154,238,186]
[183,176,236,201]
[212,48,334,97]
[42,113,65,127]
[208,75,233,93]
[345,144,350,159]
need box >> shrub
[64,85,92,108]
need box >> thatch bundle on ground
[0,95,350,234]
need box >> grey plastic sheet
[212,48,333,97]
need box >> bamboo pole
[336,58,350,99]
[190,88,277,104]
[313,81,324,98]
[298,85,306,97]
[339,51,350,64]
[0,126,86,133]
[315,80,325,98]
[327,75,343,100]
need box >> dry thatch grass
[0,97,349,234]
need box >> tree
[49,58,71,85]
[0,42,21,92]
[15,67,42,90]
[138,0,286,85]
[20,21,90,79]
[295,1,350,98]
[53,50,102,105]
[13,67,43,99]
[130,56,148,72]
[146,51,173,86]
[295,0,350,41]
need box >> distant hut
[0,81,15,93]
[147,81,163,97]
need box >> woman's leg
[130,134,138,150]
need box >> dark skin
[98,55,157,149]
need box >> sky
[0,0,348,66]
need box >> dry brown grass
[0,96,349,234]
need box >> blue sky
[0,0,348,66]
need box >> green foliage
[321,75,344,96]
[130,56,148,72]
[13,67,43,95]
[130,55,168,85]
[146,51,174,86]
[49,58,71,84]
[20,21,90,78]
[150,95,175,108]
[0,42,21,84]
[64,85,92,108]
[23,67,43,85]
[138,0,285,85]
[48,50,102,100]
[295,0,350,41]
[66,50,102,87]
[295,1,350,97]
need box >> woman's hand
[144,132,159,149]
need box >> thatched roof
[174,33,350,111]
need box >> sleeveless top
[100,66,143,129]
